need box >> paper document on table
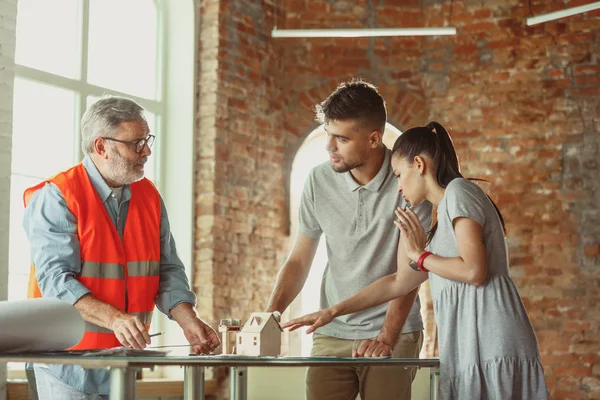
[82,347,170,357]
[0,298,85,353]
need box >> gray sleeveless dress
[427,178,548,399]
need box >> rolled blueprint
[0,297,85,353]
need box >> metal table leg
[109,367,136,400]
[184,366,205,400]
[430,366,440,400]
[230,366,247,400]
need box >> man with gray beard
[23,96,219,400]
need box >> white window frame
[14,0,165,176]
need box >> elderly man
[24,96,219,399]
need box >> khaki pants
[306,331,423,400]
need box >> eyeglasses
[102,134,155,153]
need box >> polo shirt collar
[343,148,391,193]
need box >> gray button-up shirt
[24,155,196,394]
[299,148,432,339]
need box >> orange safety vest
[25,163,161,350]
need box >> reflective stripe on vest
[81,262,125,279]
[78,261,160,279]
[25,163,162,350]
[128,261,160,277]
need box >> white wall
[0,0,17,399]
[247,367,432,400]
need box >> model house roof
[240,312,283,333]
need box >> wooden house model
[236,312,282,356]
[218,318,242,355]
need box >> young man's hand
[353,337,392,358]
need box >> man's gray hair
[81,96,148,155]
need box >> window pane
[15,0,80,78]
[87,0,158,99]
[12,79,77,178]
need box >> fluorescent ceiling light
[526,1,600,25]
[271,27,457,38]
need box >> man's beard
[106,147,145,185]
[330,158,363,173]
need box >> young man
[24,96,220,399]
[266,80,432,399]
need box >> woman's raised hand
[394,206,427,260]
[281,308,335,334]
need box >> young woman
[283,122,548,399]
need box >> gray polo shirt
[299,148,431,339]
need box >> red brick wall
[195,0,600,397]
[418,2,599,397]
[195,1,289,395]
[196,0,288,323]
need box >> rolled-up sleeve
[23,183,91,304]
[155,197,196,318]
